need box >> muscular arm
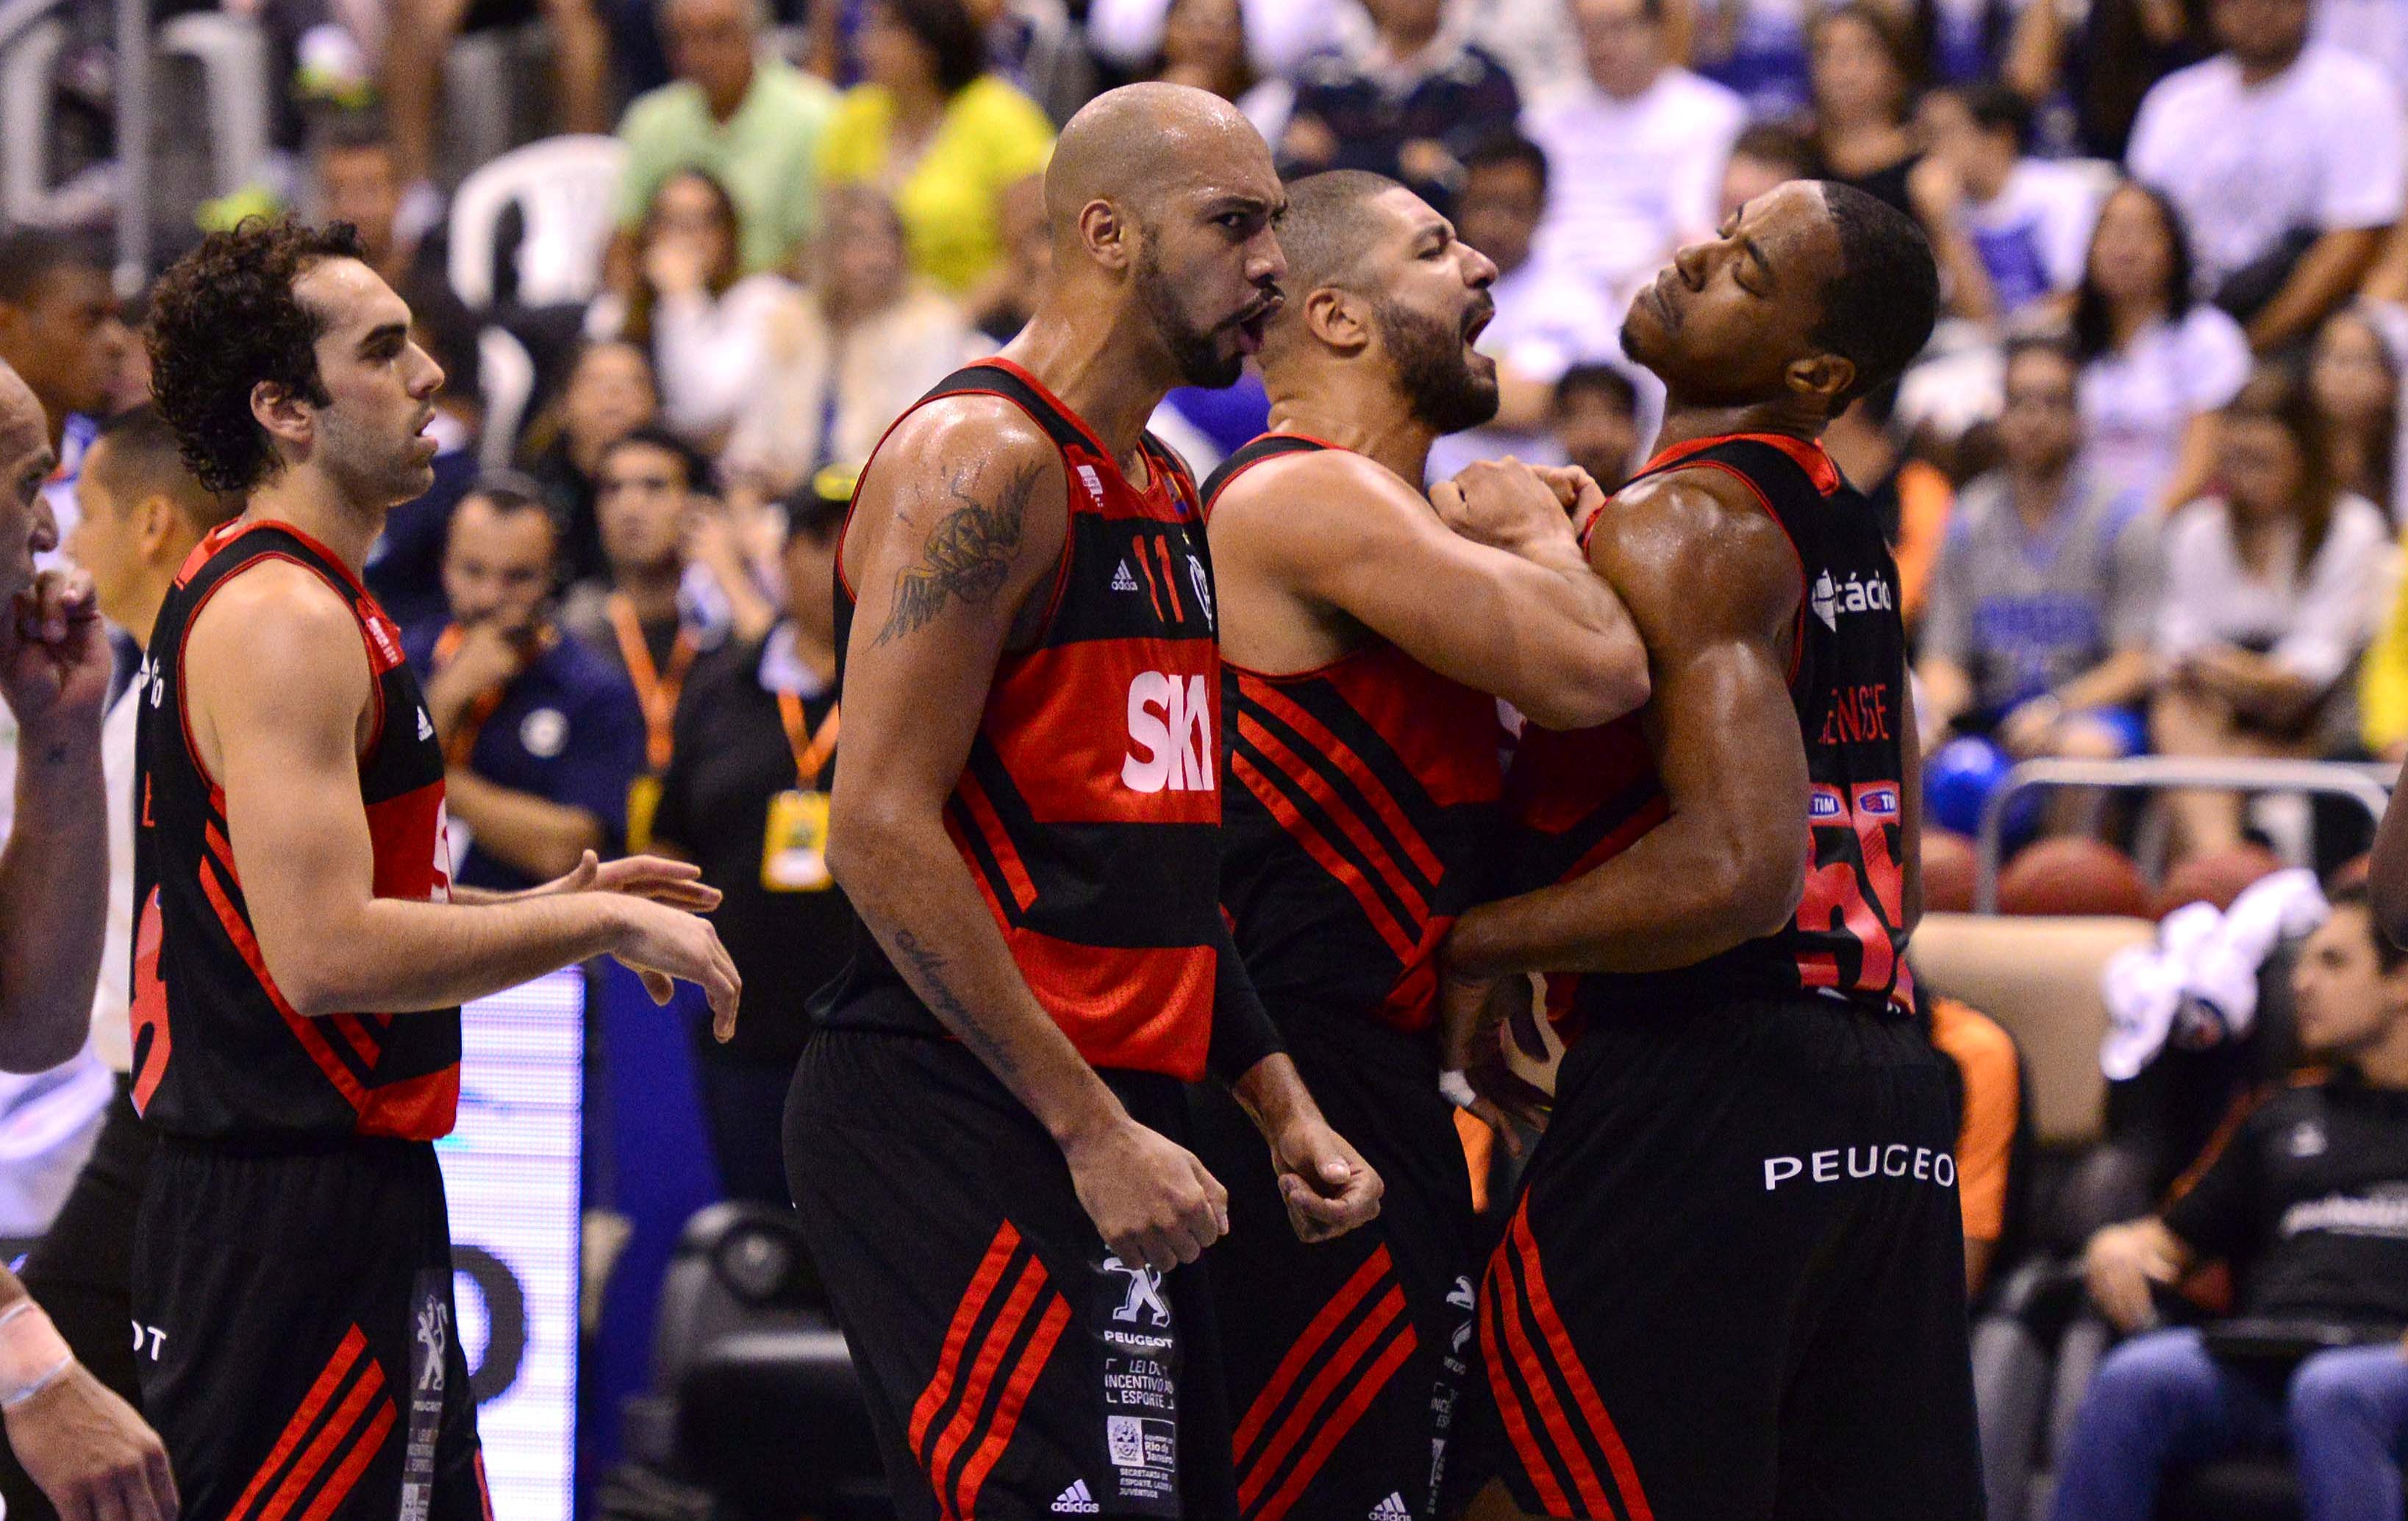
[2246,228,2385,355]
[824,402,1126,1142]
[1444,471,1810,976]
[443,770,607,884]
[0,707,107,1072]
[187,565,732,1019]
[1210,451,1648,727]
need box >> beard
[1377,296,1499,435]
[1137,241,1245,390]
[318,403,434,510]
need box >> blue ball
[1925,735,2012,838]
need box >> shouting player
[137,219,737,1520]
[1192,170,1648,1521]
[789,85,1382,1521]
[1441,181,1977,1518]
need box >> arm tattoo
[874,459,1046,647]
[890,928,1023,1083]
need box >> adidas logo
[1371,1492,1412,1520]
[1110,560,1141,593]
[1052,1479,1100,1513]
[417,707,435,741]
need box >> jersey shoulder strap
[1199,434,1334,519]
[920,359,1093,455]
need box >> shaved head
[1046,82,1273,243]
[0,359,56,607]
[0,362,39,448]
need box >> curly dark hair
[147,217,368,495]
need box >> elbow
[1707,836,1807,947]
[825,793,915,902]
[277,963,356,1020]
[1518,646,1652,731]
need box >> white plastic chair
[0,5,64,225]
[157,10,271,200]
[476,324,535,472]
[446,134,626,313]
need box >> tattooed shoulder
[874,455,1052,647]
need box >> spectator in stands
[383,0,611,193]
[2308,304,2405,525]
[1718,120,1817,224]
[2126,0,2405,354]
[818,0,1057,299]
[976,0,1096,126]
[615,0,842,274]
[1275,0,1521,218]
[1551,363,1643,495]
[0,230,129,536]
[1928,993,2022,1299]
[311,110,476,359]
[1823,380,1954,625]
[651,473,856,1204]
[1146,0,1290,144]
[1918,82,2106,321]
[363,283,487,631]
[1426,132,1623,482]
[1523,0,1746,313]
[2071,179,2254,513]
[590,168,799,451]
[1809,4,1997,322]
[2003,0,2207,162]
[2057,880,2408,1521]
[2358,548,2408,762]
[524,339,661,585]
[966,173,1051,343]
[562,429,774,846]
[408,480,645,894]
[2154,364,2391,858]
[1918,337,2162,766]
[721,188,979,502]
[1086,0,1347,90]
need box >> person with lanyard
[561,426,776,851]
[649,467,854,1205]
[407,476,648,894]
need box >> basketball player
[788,85,1383,1521]
[136,219,737,1521]
[1440,182,1979,1518]
[1189,171,1648,1521]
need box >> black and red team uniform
[1486,435,1981,1520]
[1186,435,1500,1521]
[788,360,1285,1521]
[128,520,490,1521]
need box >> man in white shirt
[1429,132,1631,481]
[0,405,229,1521]
[1920,83,2104,320]
[1522,0,1747,316]
[2126,0,2404,354]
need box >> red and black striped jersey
[1504,432,1914,1035]
[1202,435,1505,1032]
[130,520,460,1142]
[815,360,1230,1081]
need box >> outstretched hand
[535,849,723,912]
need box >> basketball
[1996,837,2154,918]
[1923,828,1976,913]
[2157,844,2284,916]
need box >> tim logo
[1809,788,1845,820]
[1857,787,1900,818]
[1102,1256,1173,1327]
[1123,672,1214,793]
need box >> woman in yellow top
[817,0,1057,298]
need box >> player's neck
[2352,1014,2408,1089]
[1002,304,1186,477]
[1651,399,1822,456]
[1265,391,1435,488]
[243,471,385,575]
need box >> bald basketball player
[1187,170,1647,1521]
[789,85,1384,1521]
[1440,182,1978,1518]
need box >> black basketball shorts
[131,1136,491,1521]
[1482,997,1982,1521]
[786,1027,1242,1521]
[1187,1009,1482,1521]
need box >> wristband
[1437,1069,1477,1111]
[0,1300,74,1409]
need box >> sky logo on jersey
[1858,786,1900,818]
[1809,569,1895,630]
[1123,672,1214,794]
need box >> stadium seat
[156,10,271,202]
[439,22,555,191]
[446,134,625,315]
[0,4,65,225]
[476,324,535,472]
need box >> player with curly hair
[130,218,740,1521]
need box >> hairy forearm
[1484,538,1651,727]
[444,770,604,884]
[1226,1052,1322,1142]
[831,808,1126,1146]
[262,890,626,1016]
[0,722,107,1072]
[2247,229,2384,354]
[1448,805,1800,977]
